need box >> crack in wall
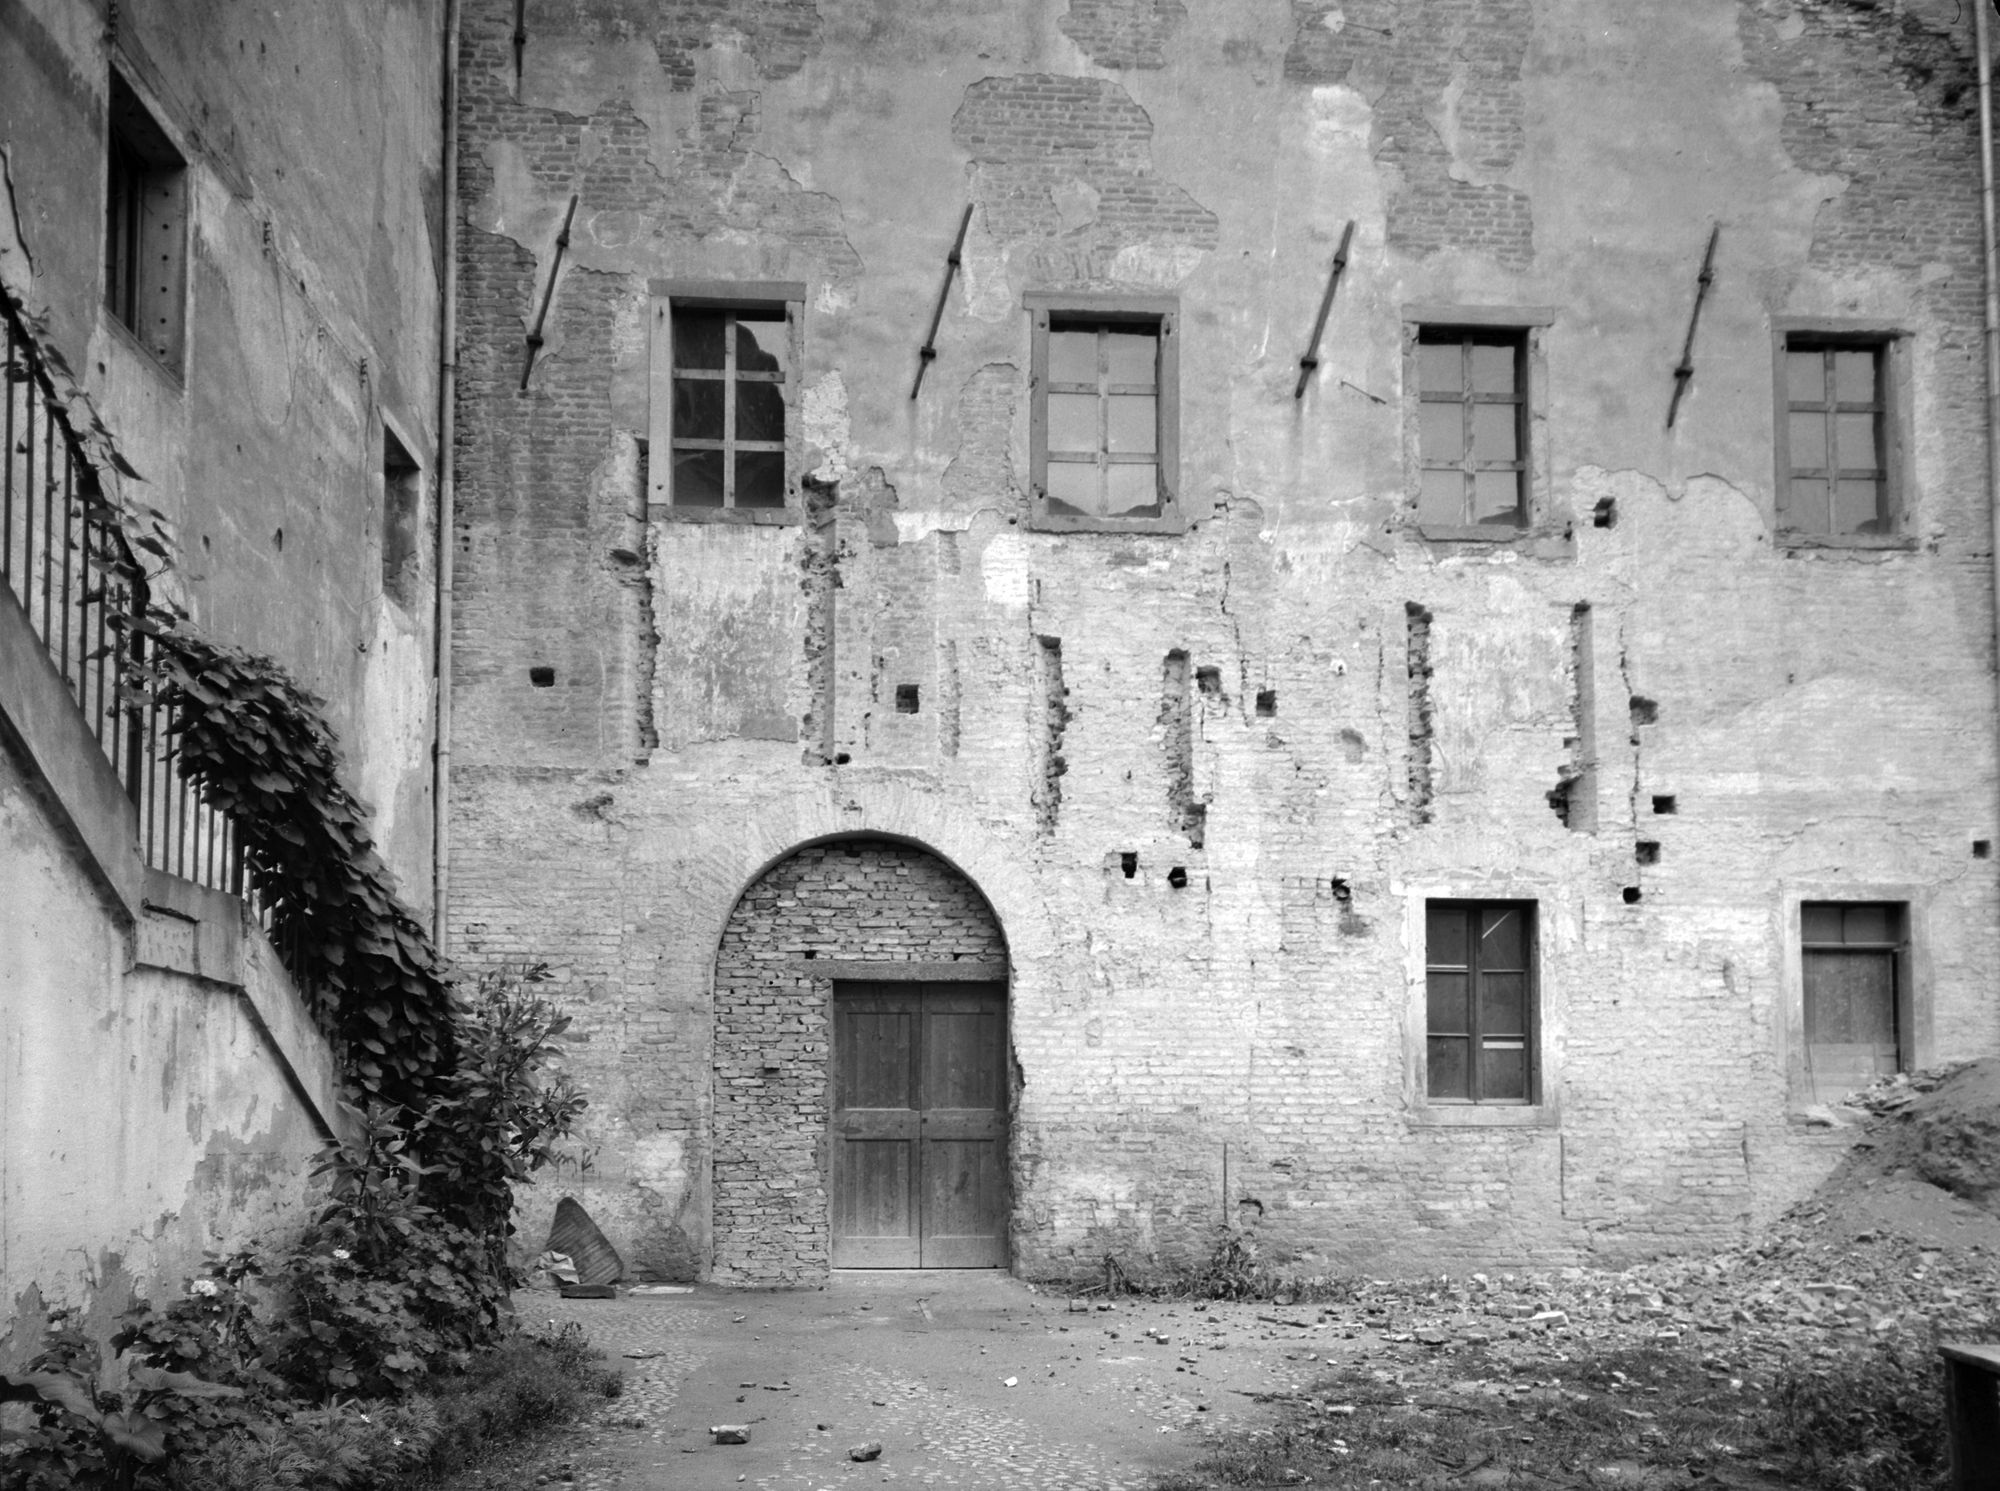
[1161,648,1206,847]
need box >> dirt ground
[488,1273,1314,1491]
[472,1061,2000,1490]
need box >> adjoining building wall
[0,0,443,1344]
[449,0,2000,1283]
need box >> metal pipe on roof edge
[432,0,459,945]
[1979,0,2000,880]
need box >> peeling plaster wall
[1,0,441,1339]
[0,756,331,1359]
[1,0,444,899]
[450,0,2000,1281]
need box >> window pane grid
[1784,341,1887,535]
[671,309,789,508]
[1043,321,1160,517]
[1425,901,1535,1104]
[1417,332,1526,527]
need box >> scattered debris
[709,1425,751,1445]
[848,1441,883,1462]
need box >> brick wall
[710,841,1007,1285]
[447,0,2000,1285]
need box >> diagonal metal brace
[1667,223,1721,429]
[520,192,579,392]
[1294,219,1357,399]
[911,204,974,400]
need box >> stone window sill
[1408,1102,1559,1129]
[649,503,802,528]
[1775,531,1918,554]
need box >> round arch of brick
[694,788,1053,1285]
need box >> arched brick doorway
[711,837,1011,1284]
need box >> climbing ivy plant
[136,625,459,1117]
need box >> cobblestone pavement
[521,1272,1308,1491]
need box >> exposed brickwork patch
[525,0,823,89]
[1058,0,1188,70]
[953,74,1218,282]
[1739,3,1978,296]
[1284,0,1533,268]
[711,840,1007,1286]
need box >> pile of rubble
[1268,1061,2000,1383]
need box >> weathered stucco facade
[1,0,443,1346]
[448,0,2000,1283]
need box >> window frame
[648,279,806,526]
[1771,320,1912,549]
[1403,306,1554,544]
[103,67,189,376]
[1403,886,1562,1128]
[1026,291,1182,535]
[1782,888,1927,1109]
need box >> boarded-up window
[1426,900,1535,1104]
[1801,901,1905,1100]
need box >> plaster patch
[1307,86,1373,152]
[802,372,852,483]
[891,511,982,545]
[980,532,1031,608]
[629,1131,687,1187]
[1107,243,1208,286]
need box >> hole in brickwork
[1120,851,1138,879]
[1255,689,1277,718]
[1630,696,1659,726]
[1405,603,1434,824]
[834,752,851,765]
[529,666,556,687]
[895,683,920,714]
[1593,497,1616,529]
[1167,866,1188,889]
[1622,885,1642,905]
[1196,665,1224,699]
[1653,794,1678,815]
[1036,636,1069,835]
[273,527,284,552]
[1161,650,1204,848]
[1330,876,1351,903]
[1636,840,1661,865]
[1976,840,1993,859]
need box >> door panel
[831,981,1007,1268]
[1804,949,1899,1100]
[830,987,922,1267]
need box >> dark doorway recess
[831,981,1008,1268]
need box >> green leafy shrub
[167,1399,439,1491]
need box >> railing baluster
[58,458,74,686]
[4,316,17,586]
[20,369,34,628]
[39,402,54,646]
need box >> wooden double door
[830,981,1008,1268]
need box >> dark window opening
[1802,902,1907,1101]
[104,72,187,368]
[1416,328,1527,529]
[1781,337,1892,536]
[670,307,790,510]
[382,426,423,608]
[1425,900,1536,1104]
